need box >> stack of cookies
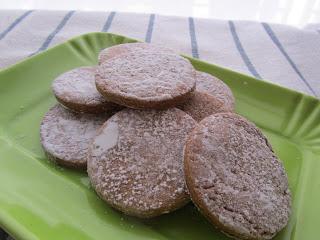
[40,43,291,240]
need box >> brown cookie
[178,91,231,122]
[195,71,235,110]
[98,42,175,64]
[40,104,111,169]
[178,71,234,121]
[184,113,291,240]
[95,52,196,109]
[87,108,197,218]
[52,66,120,113]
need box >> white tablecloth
[0,10,319,97]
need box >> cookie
[196,71,235,110]
[87,108,197,218]
[178,71,234,121]
[178,91,231,122]
[184,113,291,240]
[95,52,196,109]
[40,104,110,169]
[52,66,120,113]
[98,42,175,64]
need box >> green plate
[0,32,319,240]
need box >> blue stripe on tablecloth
[188,17,199,58]
[30,11,75,56]
[102,11,116,32]
[0,10,33,41]
[262,22,317,96]
[145,14,155,43]
[229,20,261,78]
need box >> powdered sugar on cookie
[196,71,235,110]
[98,42,175,64]
[40,104,110,168]
[178,91,231,122]
[96,52,196,108]
[52,66,118,113]
[88,108,197,217]
[184,113,291,239]
[53,67,105,105]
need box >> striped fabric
[0,9,319,97]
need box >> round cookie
[196,71,235,110]
[52,66,120,113]
[98,42,175,64]
[184,113,291,240]
[178,71,234,121]
[87,108,197,218]
[40,104,111,169]
[178,91,231,122]
[95,52,196,109]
